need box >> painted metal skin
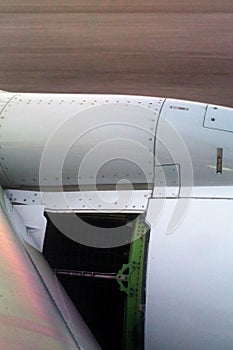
[146,198,233,350]
[0,90,233,349]
[0,188,101,350]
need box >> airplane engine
[0,91,233,350]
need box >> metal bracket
[116,261,137,296]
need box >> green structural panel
[116,215,149,350]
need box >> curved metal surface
[145,198,233,350]
[0,188,101,350]
[156,99,233,197]
[0,93,164,189]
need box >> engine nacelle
[1,92,233,350]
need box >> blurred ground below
[0,1,232,106]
